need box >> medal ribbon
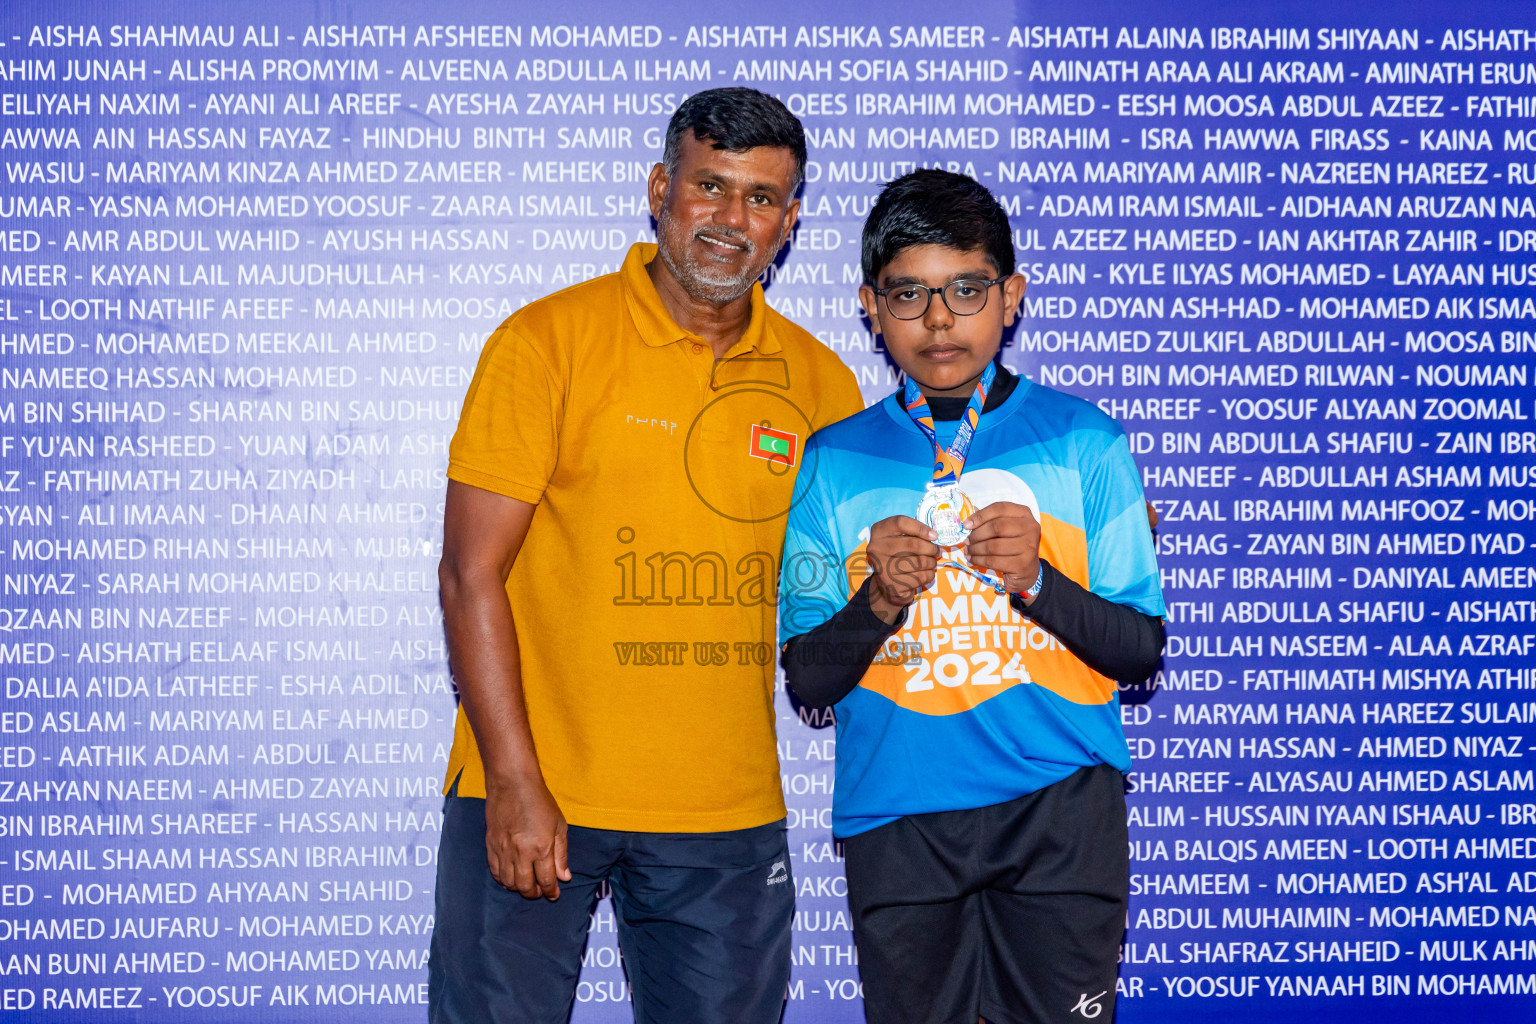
[903,361,996,486]
[903,362,1007,593]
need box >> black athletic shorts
[843,764,1129,1024]
[428,790,794,1024]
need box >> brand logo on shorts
[1070,991,1106,1019]
[766,860,788,885]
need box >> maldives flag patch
[748,424,798,466]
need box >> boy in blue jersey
[779,169,1166,1024]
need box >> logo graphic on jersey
[749,424,798,466]
[766,860,789,885]
[1070,991,1107,1018]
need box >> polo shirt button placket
[687,340,712,393]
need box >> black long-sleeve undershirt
[1012,561,1166,684]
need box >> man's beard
[656,221,775,306]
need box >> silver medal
[916,483,970,548]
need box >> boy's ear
[859,284,882,334]
[1000,273,1027,327]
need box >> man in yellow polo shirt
[429,88,863,1024]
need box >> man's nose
[713,193,749,231]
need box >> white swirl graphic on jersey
[956,467,1039,521]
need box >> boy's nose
[923,290,955,329]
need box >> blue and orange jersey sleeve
[779,433,852,643]
[1081,424,1166,619]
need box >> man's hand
[865,515,939,624]
[963,502,1042,601]
[439,482,570,900]
[485,774,572,900]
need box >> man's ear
[1000,273,1027,326]
[774,198,802,255]
[859,284,882,335]
[646,161,669,220]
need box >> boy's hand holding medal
[864,499,1043,625]
[865,516,940,624]
[962,502,1042,603]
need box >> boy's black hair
[663,88,807,190]
[860,168,1015,285]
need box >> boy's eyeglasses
[874,277,1009,320]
